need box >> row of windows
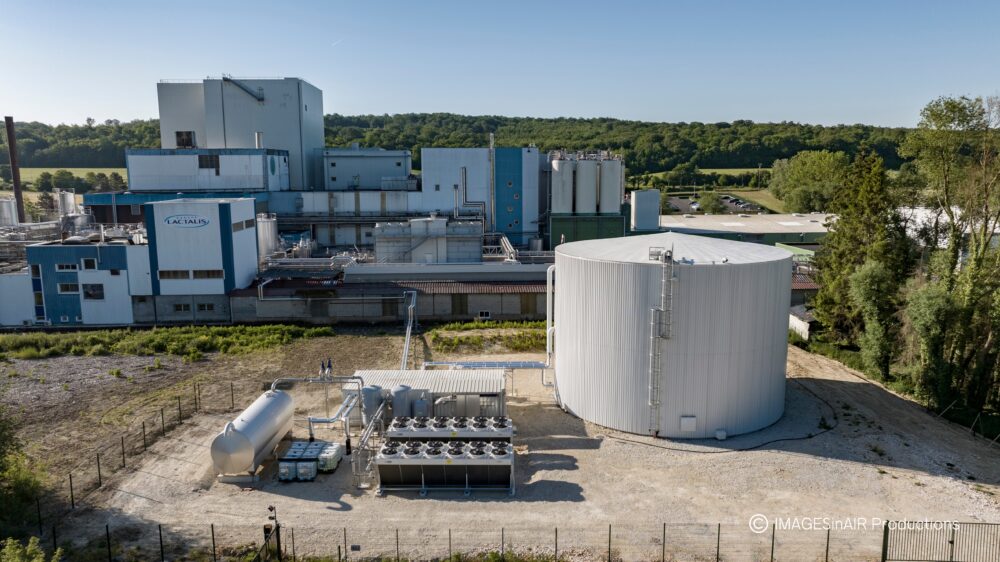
[55,283,105,300]
[173,303,215,312]
[158,270,225,280]
[329,162,403,167]
[232,218,256,232]
[47,261,120,274]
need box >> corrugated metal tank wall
[598,159,623,215]
[550,159,574,214]
[574,160,599,214]
[554,235,791,438]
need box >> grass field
[16,167,126,183]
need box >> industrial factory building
[552,232,792,438]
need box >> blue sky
[3,0,997,126]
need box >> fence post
[177,396,182,423]
[338,545,341,562]
[230,381,235,410]
[211,523,217,562]
[395,528,400,561]
[770,524,775,561]
[121,435,126,469]
[825,528,830,562]
[35,495,43,536]
[501,527,505,559]
[161,408,166,436]
[343,527,347,561]
[662,522,666,562]
[555,527,558,561]
[881,523,889,562]
[291,527,296,562]
[97,453,102,488]
[194,382,198,412]
[608,523,612,561]
[105,524,112,562]
[158,524,164,562]
[52,525,57,551]
[142,422,147,451]
[69,473,75,509]
[716,523,720,562]
[948,525,956,562]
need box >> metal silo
[256,213,280,262]
[598,159,623,214]
[574,159,598,214]
[550,158,575,215]
[0,199,17,226]
[57,191,77,216]
[553,232,792,439]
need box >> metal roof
[659,213,833,234]
[353,369,505,395]
[556,231,792,265]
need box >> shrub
[108,369,123,378]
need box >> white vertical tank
[0,199,17,226]
[598,159,623,215]
[631,189,662,231]
[57,191,77,216]
[574,160,598,214]
[550,158,575,214]
[210,390,294,474]
[256,213,280,262]
[554,232,792,439]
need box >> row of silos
[550,154,623,215]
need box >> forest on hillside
[1,114,910,176]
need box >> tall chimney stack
[4,116,26,223]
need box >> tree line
[811,95,1000,422]
[2,114,910,176]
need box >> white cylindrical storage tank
[256,213,280,262]
[0,199,17,226]
[574,159,598,214]
[598,159,623,215]
[631,189,661,231]
[210,390,294,474]
[550,158,575,214]
[57,191,77,216]
[554,232,792,439]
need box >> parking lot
[667,193,763,214]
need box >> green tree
[699,191,727,213]
[849,260,899,379]
[0,165,10,182]
[108,172,126,191]
[768,150,849,212]
[33,172,53,192]
[36,192,56,213]
[50,170,75,191]
[813,150,912,342]
[0,537,62,562]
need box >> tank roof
[555,231,792,265]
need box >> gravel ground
[42,343,1000,560]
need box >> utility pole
[4,116,26,223]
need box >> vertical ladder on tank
[647,247,675,436]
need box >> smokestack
[3,116,26,223]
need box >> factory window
[134,296,147,303]
[110,269,121,276]
[60,315,69,323]
[56,263,78,271]
[396,161,402,167]
[193,270,224,279]
[130,205,141,215]
[175,131,196,148]
[57,283,80,294]
[232,221,244,233]
[243,218,255,229]
[330,162,336,168]
[330,176,337,182]
[198,154,220,175]
[82,284,105,300]
[507,181,513,187]
[434,184,440,191]
[82,258,97,270]
[478,310,491,320]
[173,303,191,313]
[514,220,519,225]
[33,292,43,306]
[158,270,190,280]
[506,206,514,213]
[513,193,520,200]
[30,265,40,278]
[197,303,215,312]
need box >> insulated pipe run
[399,290,417,370]
[307,394,358,441]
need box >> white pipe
[399,290,417,370]
[307,393,358,440]
[545,264,556,368]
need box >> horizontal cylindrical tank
[598,159,623,215]
[631,190,661,231]
[210,390,294,474]
[0,199,16,226]
[550,159,575,215]
[574,160,598,214]
[554,232,792,439]
[391,384,411,418]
